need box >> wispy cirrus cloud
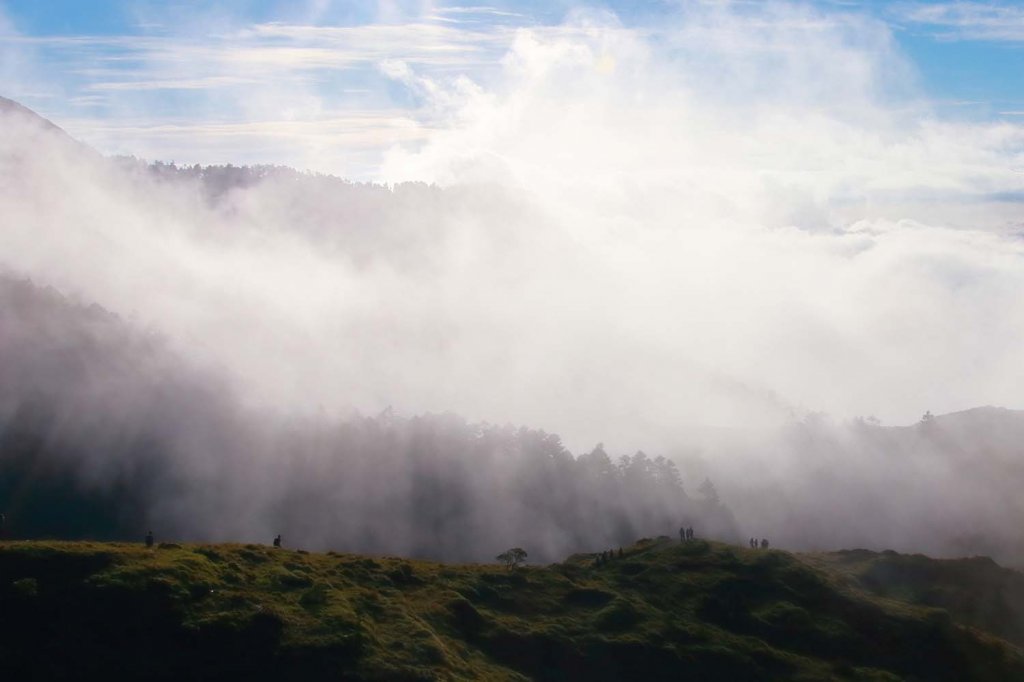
[62,109,432,179]
[3,0,1023,180]
[7,21,515,76]
[894,2,1024,41]
[86,76,259,92]
[73,112,426,144]
[434,6,528,19]
[0,8,531,174]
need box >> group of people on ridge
[677,526,771,550]
[594,548,623,565]
[141,530,285,549]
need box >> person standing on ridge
[145,530,154,548]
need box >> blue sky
[2,1,1024,176]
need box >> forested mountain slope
[0,276,734,561]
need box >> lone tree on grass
[497,547,527,570]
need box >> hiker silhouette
[273,534,282,548]
[145,530,154,548]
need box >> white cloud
[369,3,1024,440]
[59,112,428,178]
[435,6,527,18]
[894,2,1024,41]
[87,76,259,91]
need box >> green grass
[1,537,1022,680]
[800,548,1024,648]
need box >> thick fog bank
[0,275,739,561]
[676,408,1024,564]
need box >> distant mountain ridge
[0,95,100,161]
[0,96,64,131]
[917,404,1024,428]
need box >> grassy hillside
[1,538,1021,681]
[802,548,1024,647]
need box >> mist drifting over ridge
[2,2,1024,563]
